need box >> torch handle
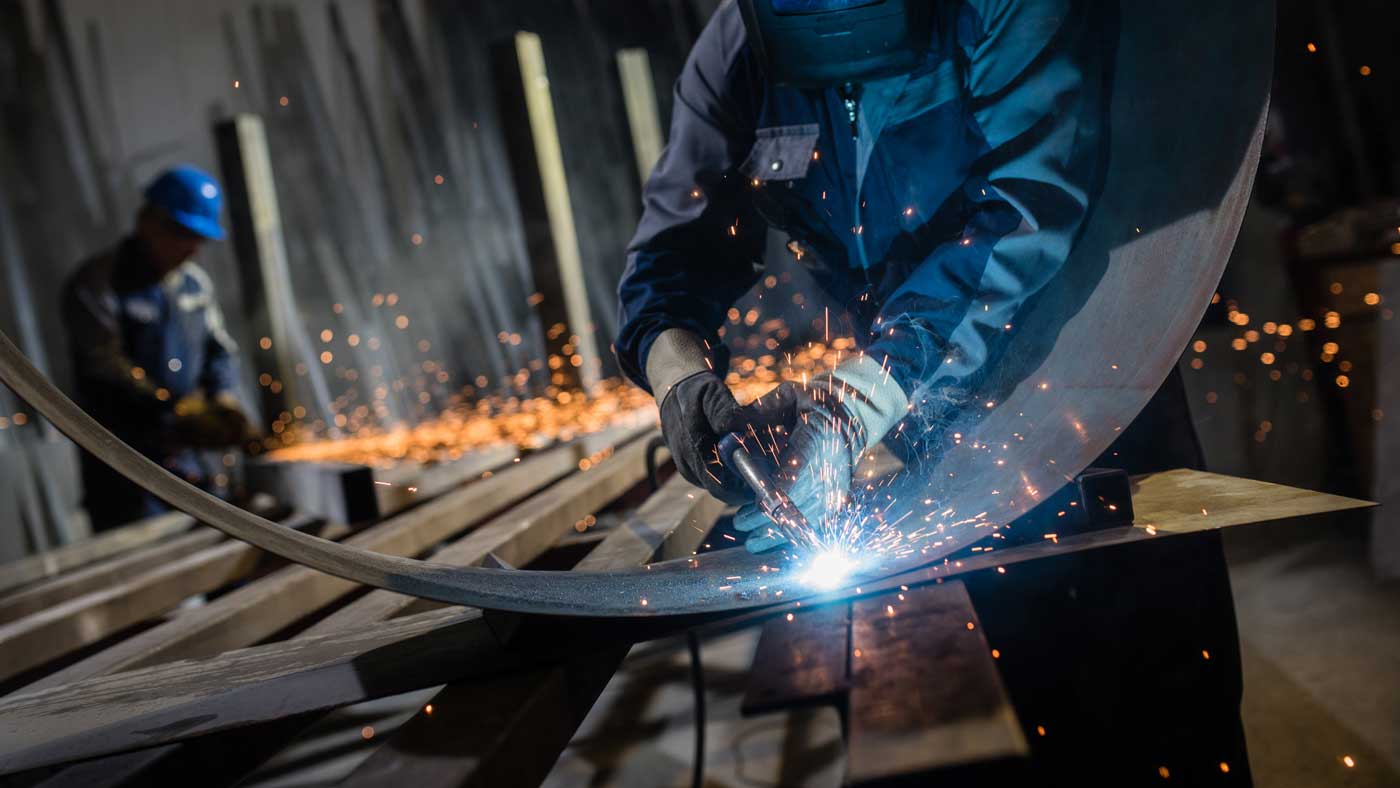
[717,432,812,546]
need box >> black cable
[649,435,702,787]
[687,630,706,788]
[645,435,701,784]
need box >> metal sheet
[0,0,1272,618]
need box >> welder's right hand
[647,328,751,504]
[733,355,911,553]
[732,381,855,553]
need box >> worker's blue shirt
[64,238,240,522]
[617,0,1104,414]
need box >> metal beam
[847,581,1025,783]
[0,527,224,626]
[300,432,661,635]
[19,428,636,694]
[215,113,335,427]
[0,511,194,596]
[0,513,325,684]
[615,48,664,185]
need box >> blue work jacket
[63,238,241,525]
[617,0,1104,414]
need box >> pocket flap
[740,124,820,181]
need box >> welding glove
[734,355,909,553]
[217,394,264,448]
[647,328,751,504]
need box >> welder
[63,166,256,532]
[616,1,1250,783]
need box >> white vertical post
[217,114,336,432]
[616,48,665,186]
[513,32,602,393]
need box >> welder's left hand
[733,356,909,554]
[175,393,258,449]
[213,393,263,447]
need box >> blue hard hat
[143,165,226,241]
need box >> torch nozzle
[718,433,813,544]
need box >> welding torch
[717,432,813,548]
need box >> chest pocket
[741,124,823,236]
[740,124,819,182]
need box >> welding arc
[0,328,809,618]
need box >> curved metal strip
[0,0,1273,618]
[0,328,826,616]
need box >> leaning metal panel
[0,0,1272,618]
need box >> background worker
[63,165,256,531]
[616,1,1250,783]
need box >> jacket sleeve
[614,4,766,392]
[196,279,241,398]
[62,275,172,418]
[866,0,1102,411]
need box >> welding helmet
[737,0,934,87]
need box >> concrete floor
[239,511,1400,787]
[1225,513,1400,788]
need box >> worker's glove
[215,394,263,447]
[174,393,257,449]
[647,329,751,504]
[734,356,909,553]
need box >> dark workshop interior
[0,0,1397,786]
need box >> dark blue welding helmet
[737,0,933,87]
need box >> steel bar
[19,428,639,694]
[742,602,852,716]
[0,512,195,596]
[0,527,224,626]
[846,581,1025,783]
[372,443,519,515]
[299,435,662,635]
[0,513,325,685]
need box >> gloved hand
[734,355,909,553]
[174,393,257,449]
[647,328,751,504]
[214,393,263,447]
